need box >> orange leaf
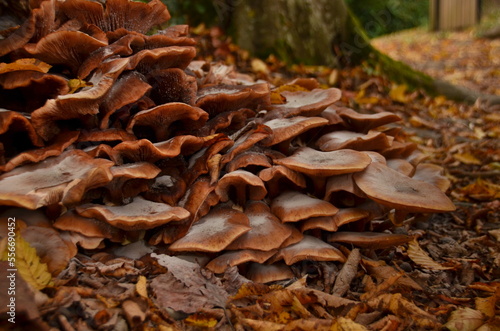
[407,240,453,271]
[453,152,481,165]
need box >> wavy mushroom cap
[261,116,328,147]
[322,106,402,133]
[215,170,267,206]
[205,249,277,274]
[271,191,339,223]
[317,130,393,152]
[168,205,251,253]
[299,208,370,232]
[270,235,345,265]
[353,161,456,213]
[274,146,372,177]
[76,196,190,230]
[268,88,341,118]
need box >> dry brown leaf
[367,293,439,329]
[332,248,361,296]
[475,295,497,318]
[333,316,369,331]
[407,240,453,271]
[150,254,229,314]
[453,152,482,165]
[444,307,486,331]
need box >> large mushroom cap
[271,191,339,223]
[270,235,346,265]
[168,205,251,253]
[76,196,190,230]
[274,147,372,177]
[353,162,456,213]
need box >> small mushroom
[269,235,345,265]
[168,205,251,253]
[299,208,370,232]
[271,191,339,223]
[246,262,295,283]
[316,130,393,152]
[76,196,190,230]
[225,201,293,251]
[268,88,341,118]
[205,249,277,274]
[322,106,402,133]
[259,165,307,198]
[327,232,413,249]
[215,170,267,206]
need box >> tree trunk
[226,0,500,104]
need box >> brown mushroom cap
[31,57,129,141]
[126,102,208,142]
[215,170,268,206]
[0,150,113,209]
[225,201,293,251]
[60,0,171,34]
[412,163,451,193]
[322,106,402,133]
[273,147,372,177]
[269,88,341,118]
[76,196,190,230]
[168,205,251,253]
[299,208,370,232]
[270,235,345,265]
[195,83,271,116]
[353,162,456,213]
[271,191,339,223]
[0,131,79,173]
[23,31,108,75]
[147,68,198,106]
[205,249,277,274]
[54,209,124,242]
[260,116,328,150]
[316,130,393,152]
[225,150,272,173]
[386,159,415,177]
[246,262,295,283]
[327,232,414,249]
[259,165,307,198]
[125,46,196,73]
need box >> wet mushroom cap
[168,205,251,252]
[76,196,190,230]
[353,162,456,213]
[270,235,346,265]
[271,191,339,223]
[274,147,372,177]
[205,249,277,274]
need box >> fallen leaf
[453,152,482,165]
[444,307,485,331]
[150,254,229,314]
[332,248,361,296]
[1,234,53,290]
[475,295,496,318]
[251,58,270,75]
[68,79,93,94]
[389,84,410,103]
[136,275,148,298]
[407,240,453,271]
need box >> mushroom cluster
[0,0,455,282]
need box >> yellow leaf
[0,58,52,74]
[389,84,410,103]
[444,308,485,331]
[251,58,269,75]
[453,152,482,165]
[475,295,496,318]
[136,275,148,298]
[407,240,453,271]
[68,79,92,94]
[11,234,53,290]
[332,317,369,331]
[271,90,287,104]
[184,313,218,328]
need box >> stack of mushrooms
[0,0,455,283]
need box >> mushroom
[246,262,295,283]
[316,130,393,152]
[126,102,208,142]
[268,88,341,118]
[269,235,345,265]
[147,68,197,106]
[322,106,402,133]
[215,170,267,206]
[225,201,293,251]
[300,208,370,232]
[259,165,307,198]
[271,191,339,223]
[273,146,372,195]
[353,161,456,224]
[205,249,277,274]
[76,196,190,230]
[0,150,113,209]
[168,204,251,253]
[327,232,413,249]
